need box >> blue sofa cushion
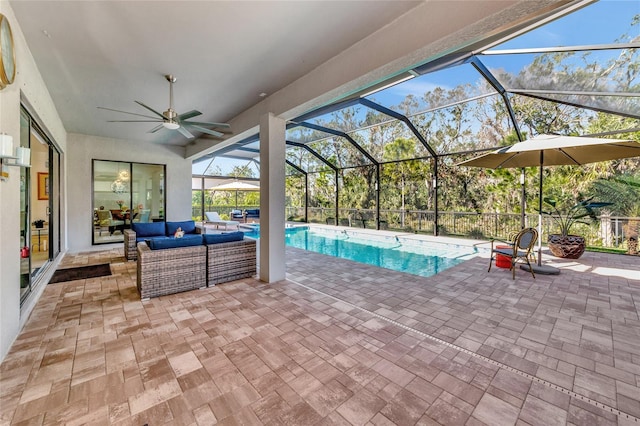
[147,235,203,250]
[203,231,244,244]
[166,220,196,235]
[245,209,259,217]
[131,221,165,237]
[139,234,201,244]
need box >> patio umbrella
[458,134,639,265]
[209,180,260,209]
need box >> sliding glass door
[20,106,61,303]
[92,160,165,245]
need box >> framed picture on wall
[38,172,49,200]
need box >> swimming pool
[243,225,481,278]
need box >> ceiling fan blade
[148,124,164,133]
[176,126,195,139]
[107,120,163,123]
[184,120,231,129]
[97,106,159,120]
[134,101,166,119]
[188,124,225,138]
[178,110,202,120]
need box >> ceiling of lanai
[10,0,580,160]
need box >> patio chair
[230,209,244,221]
[488,227,538,279]
[205,211,240,230]
[96,209,125,236]
[133,209,151,223]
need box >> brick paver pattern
[1,244,639,425]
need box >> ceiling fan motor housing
[163,109,178,121]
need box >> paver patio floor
[1,244,638,425]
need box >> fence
[286,207,638,252]
[192,205,258,221]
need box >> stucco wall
[66,133,192,252]
[0,0,67,361]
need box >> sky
[196,0,638,176]
[375,0,638,107]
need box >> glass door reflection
[93,160,165,244]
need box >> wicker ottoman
[136,241,207,299]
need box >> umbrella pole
[538,153,543,266]
[520,168,526,229]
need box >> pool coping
[304,223,493,251]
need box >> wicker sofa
[125,220,202,261]
[135,231,257,299]
[136,241,207,299]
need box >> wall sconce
[0,134,12,157]
[0,134,31,181]
[15,147,31,166]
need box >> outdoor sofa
[136,239,207,299]
[245,209,260,221]
[124,220,202,261]
[135,229,257,299]
[231,208,260,222]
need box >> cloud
[386,80,453,98]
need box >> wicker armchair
[206,239,257,285]
[136,241,207,299]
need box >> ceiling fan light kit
[162,122,180,130]
[98,74,231,139]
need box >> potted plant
[590,175,640,255]
[542,196,612,259]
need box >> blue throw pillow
[132,221,166,237]
[203,232,244,244]
[166,220,196,235]
[148,235,203,250]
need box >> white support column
[259,113,286,283]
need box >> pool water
[244,225,481,278]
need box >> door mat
[49,263,112,284]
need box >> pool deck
[1,231,639,425]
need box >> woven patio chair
[488,227,538,279]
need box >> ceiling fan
[98,74,231,139]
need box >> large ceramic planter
[548,234,585,259]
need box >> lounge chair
[204,212,240,230]
[488,227,538,279]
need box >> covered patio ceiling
[195,0,639,175]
